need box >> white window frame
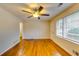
[56,10,79,45]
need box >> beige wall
[23,20,50,39]
[0,7,21,54]
[50,4,79,55]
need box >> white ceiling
[0,3,73,21]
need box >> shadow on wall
[0,7,21,54]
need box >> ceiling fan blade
[38,6,43,12]
[58,3,63,7]
[22,10,32,14]
[40,14,50,16]
[27,15,33,18]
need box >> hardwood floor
[2,39,71,56]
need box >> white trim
[0,40,19,55]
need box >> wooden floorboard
[1,39,71,56]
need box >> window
[56,19,63,37]
[56,11,79,43]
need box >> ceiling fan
[22,3,63,19]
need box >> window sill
[56,35,79,45]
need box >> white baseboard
[0,40,19,56]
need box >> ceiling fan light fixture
[33,12,39,17]
[22,5,50,19]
